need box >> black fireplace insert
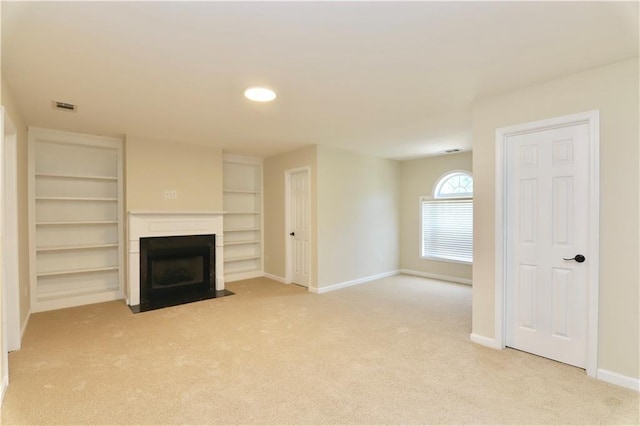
[131,234,232,313]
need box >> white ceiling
[2,1,638,160]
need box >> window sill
[420,256,472,266]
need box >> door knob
[289,232,295,236]
[563,254,586,263]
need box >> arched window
[434,172,473,198]
[421,171,473,263]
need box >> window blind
[422,198,473,263]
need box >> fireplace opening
[152,255,203,288]
[150,249,205,288]
[133,234,232,313]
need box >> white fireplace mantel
[127,211,225,306]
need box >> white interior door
[505,122,590,368]
[288,169,310,287]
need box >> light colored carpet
[1,275,638,425]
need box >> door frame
[494,110,599,377]
[284,166,311,286]
[1,106,19,400]
[2,108,20,355]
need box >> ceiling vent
[53,101,77,112]
[442,148,463,154]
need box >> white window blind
[421,198,473,263]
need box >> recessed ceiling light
[244,87,276,102]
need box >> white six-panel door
[505,123,590,368]
[289,169,310,287]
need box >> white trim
[263,272,287,284]
[28,126,122,146]
[418,255,472,266]
[313,270,399,294]
[494,110,600,377]
[224,270,263,283]
[469,333,502,349]
[127,212,224,306]
[399,269,472,285]
[0,373,8,403]
[597,369,640,392]
[284,166,311,287]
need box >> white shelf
[37,266,119,277]
[225,266,261,275]
[224,240,260,246]
[36,173,117,181]
[224,227,260,232]
[36,244,118,252]
[30,128,124,313]
[36,197,118,202]
[36,220,118,226]
[224,255,261,262]
[223,154,263,278]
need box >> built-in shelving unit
[29,128,124,312]
[223,154,263,282]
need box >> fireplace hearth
[130,234,232,313]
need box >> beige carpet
[1,275,638,425]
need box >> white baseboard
[0,373,8,403]
[469,333,502,349]
[263,273,288,284]
[597,369,640,392]
[314,270,399,294]
[400,269,472,286]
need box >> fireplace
[140,233,215,307]
[127,212,230,312]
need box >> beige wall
[125,135,223,212]
[1,79,31,334]
[472,57,639,379]
[263,146,318,285]
[399,152,473,282]
[317,146,400,288]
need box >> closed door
[505,123,590,368]
[289,170,310,287]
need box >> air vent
[442,148,463,154]
[53,101,77,112]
